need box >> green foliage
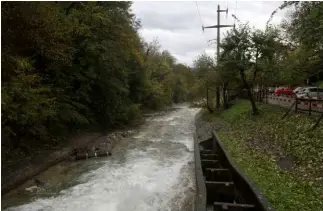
[279,2,323,84]
[141,40,195,109]
[1,2,195,155]
[316,81,323,88]
[192,2,323,112]
[191,53,217,100]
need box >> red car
[274,87,294,96]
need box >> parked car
[268,87,275,93]
[274,86,294,96]
[293,86,305,94]
[297,87,323,98]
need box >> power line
[226,0,229,20]
[194,1,212,53]
[195,1,204,28]
[232,0,238,26]
[235,1,237,13]
[235,1,237,19]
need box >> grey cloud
[140,28,208,52]
[132,1,286,66]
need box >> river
[3,105,200,211]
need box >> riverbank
[195,100,323,211]
[3,105,198,211]
[1,107,178,196]
[1,125,141,196]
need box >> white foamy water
[5,106,200,211]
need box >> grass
[201,100,323,211]
[316,80,323,88]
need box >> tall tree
[1,2,195,155]
[193,53,218,112]
[221,25,259,115]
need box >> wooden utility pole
[203,4,234,109]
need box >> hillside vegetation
[1,2,197,160]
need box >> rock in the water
[25,185,38,192]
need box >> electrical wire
[194,2,208,54]
[235,0,237,18]
[226,0,229,20]
[195,1,204,30]
[233,0,238,27]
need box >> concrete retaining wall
[193,132,207,211]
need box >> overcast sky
[132,1,287,66]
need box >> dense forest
[1,2,197,158]
[2,2,323,159]
[192,1,323,113]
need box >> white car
[297,87,323,98]
[293,87,305,94]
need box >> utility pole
[203,4,234,109]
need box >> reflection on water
[3,106,200,211]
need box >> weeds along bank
[197,100,323,211]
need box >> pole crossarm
[203,25,235,29]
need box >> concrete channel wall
[211,132,274,211]
[193,132,207,211]
[193,131,274,211]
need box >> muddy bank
[1,129,135,196]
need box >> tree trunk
[206,79,214,113]
[252,49,259,88]
[216,86,220,109]
[222,83,228,109]
[144,48,150,62]
[239,67,259,115]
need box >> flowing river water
[3,105,200,211]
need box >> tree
[220,25,259,115]
[193,53,218,112]
[190,1,323,115]
[279,2,323,85]
[1,2,196,156]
